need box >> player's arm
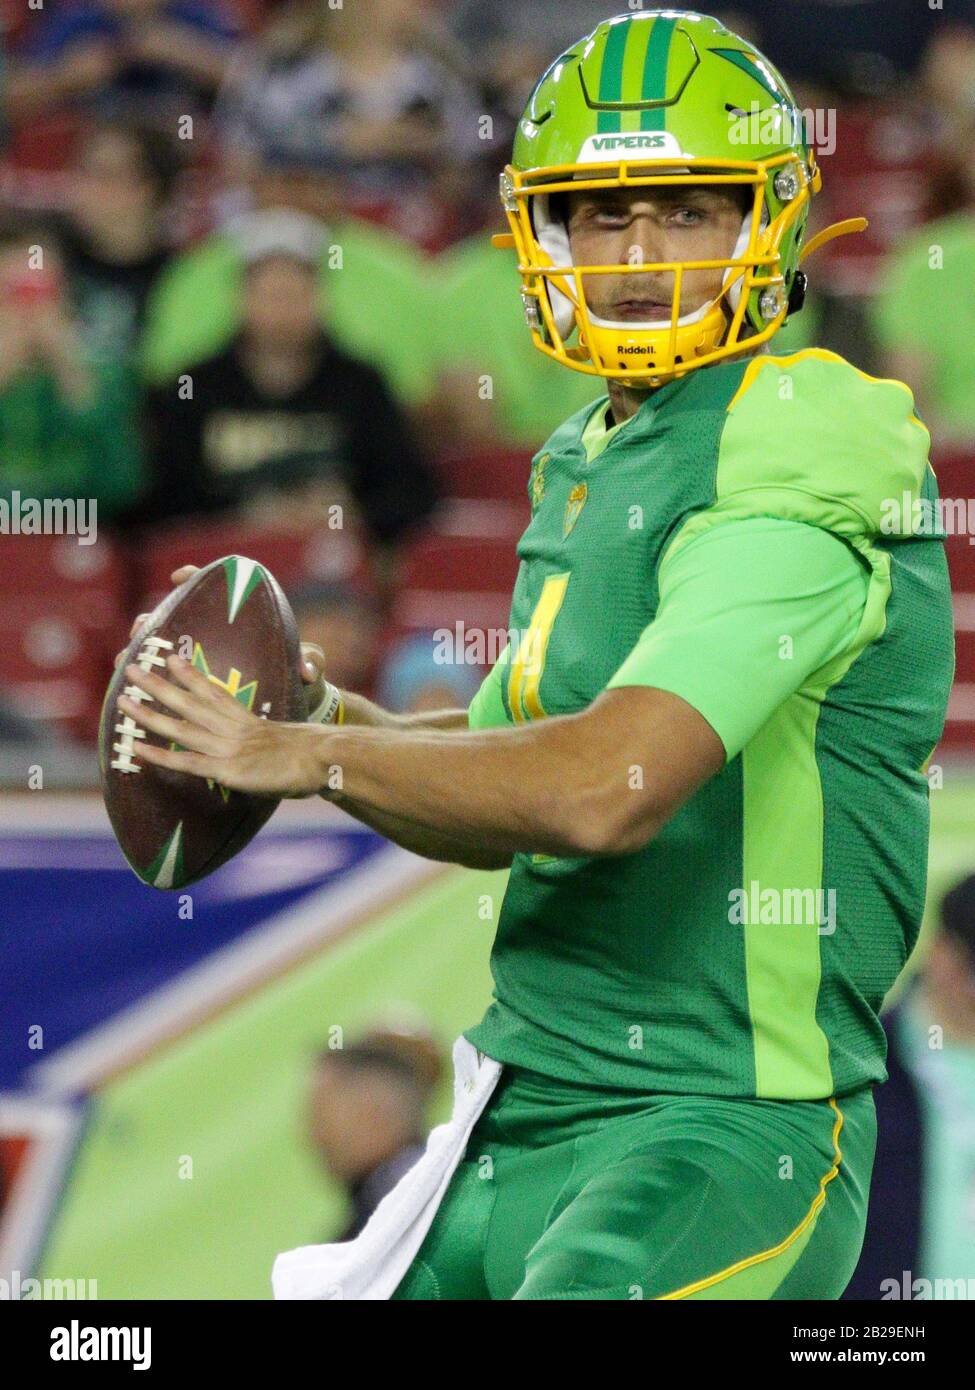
[122,520,871,857]
[315,684,724,859]
[312,665,514,868]
[319,684,515,869]
[325,795,513,870]
[328,689,470,733]
[309,517,871,857]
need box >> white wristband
[307,681,344,726]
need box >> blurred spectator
[922,25,975,165]
[870,210,975,444]
[140,170,439,414]
[309,1024,443,1242]
[377,632,481,715]
[869,39,975,445]
[5,0,241,128]
[53,120,181,366]
[845,875,975,1300]
[290,579,383,695]
[917,29,975,226]
[448,0,626,119]
[216,0,484,214]
[0,217,144,520]
[138,213,438,549]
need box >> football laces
[111,636,175,774]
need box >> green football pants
[393,1066,877,1300]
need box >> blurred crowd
[0,0,972,725]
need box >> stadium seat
[435,448,534,503]
[390,527,521,642]
[932,450,975,752]
[0,534,130,740]
[135,518,372,612]
[813,104,934,295]
[0,531,128,615]
[0,589,119,742]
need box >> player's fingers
[117,694,230,757]
[132,739,220,780]
[123,662,231,732]
[170,565,199,585]
[162,653,251,715]
[300,643,326,682]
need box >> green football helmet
[496,10,865,386]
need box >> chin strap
[800,217,868,262]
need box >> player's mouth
[609,298,675,321]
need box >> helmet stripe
[711,47,787,105]
[620,16,654,133]
[596,18,629,132]
[640,15,677,131]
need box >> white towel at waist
[272,1035,502,1300]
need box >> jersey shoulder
[715,347,931,541]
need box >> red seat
[0,534,130,740]
[0,591,116,741]
[390,527,520,648]
[135,518,372,612]
[0,530,127,609]
[436,448,533,503]
[813,104,935,295]
[930,449,975,498]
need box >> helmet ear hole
[547,191,570,229]
[787,270,808,316]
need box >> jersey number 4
[507,572,570,722]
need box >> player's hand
[116,566,328,715]
[117,653,332,798]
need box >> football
[99,555,307,890]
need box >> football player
[122,11,955,1299]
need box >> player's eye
[670,206,706,226]
[593,208,631,227]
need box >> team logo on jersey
[563,482,588,538]
[530,453,549,512]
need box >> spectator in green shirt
[871,207,975,445]
[140,156,439,418]
[0,219,144,522]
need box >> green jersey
[465,348,954,1101]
